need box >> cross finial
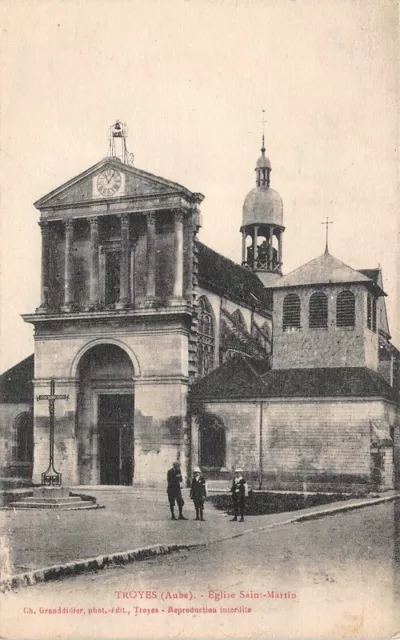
[261,109,266,151]
[321,216,333,254]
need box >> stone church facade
[0,122,398,491]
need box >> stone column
[183,215,194,301]
[252,225,258,269]
[38,221,51,310]
[277,230,283,269]
[88,217,99,309]
[173,210,184,298]
[268,226,274,270]
[62,219,74,312]
[146,213,156,299]
[242,229,246,265]
[117,213,130,308]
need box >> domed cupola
[240,136,285,285]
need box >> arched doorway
[199,415,226,469]
[76,343,134,485]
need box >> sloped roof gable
[267,251,385,295]
[198,243,272,312]
[35,158,202,209]
[0,355,34,403]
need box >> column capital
[38,220,49,231]
[89,216,99,228]
[120,213,130,228]
[65,218,74,232]
[147,212,157,225]
[174,210,185,224]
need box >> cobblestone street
[2,501,400,639]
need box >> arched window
[336,290,355,327]
[367,294,377,332]
[283,293,301,330]
[309,292,328,328]
[12,412,33,463]
[199,415,226,468]
[197,296,215,376]
[232,309,247,332]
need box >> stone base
[7,486,98,510]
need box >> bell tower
[240,135,285,287]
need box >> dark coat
[190,476,207,504]
[231,477,247,498]
[167,467,183,498]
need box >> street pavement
[0,486,396,576]
[1,502,399,639]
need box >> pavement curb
[0,542,205,594]
[2,493,398,592]
[214,493,400,542]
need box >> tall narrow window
[282,294,301,330]
[199,415,226,468]
[372,298,377,333]
[197,296,215,376]
[336,290,355,327]
[12,412,33,464]
[105,250,120,306]
[367,294,377,332]
[367,294,372,329]
[309,292,328,328]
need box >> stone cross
[36,378,69,487]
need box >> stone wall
[31,314,190,486]
[197,398,397,492]
[272,285,379,370]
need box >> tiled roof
[191,357,399,403]
[358,269,380,285]
[0,355,34,403]
[267,251,385,295]
[198,242,272,311]
[190,354,271,401]
[260,367,398,401]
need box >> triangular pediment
[35,158,197,209]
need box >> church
[0,121,399,493]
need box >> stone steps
[5,487,98,510]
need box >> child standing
[190,466,207,521]
[230,467,248,522]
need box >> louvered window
[367,294,377,332]
[283,294,301,330]
[336,290,355,327]
[309,292,328,328]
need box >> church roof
[260,367,398,401]
[267,251,386,295]
[191,357,399,403]
[0,355,34,403]
[358,268,380,285]
[190,354,271,401]
[198,243,272,312]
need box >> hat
[193,466,201,473]
[173,461,181,468]
[235,467,243,473]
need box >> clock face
[96,169,122,197]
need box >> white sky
[0,0,398,372]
